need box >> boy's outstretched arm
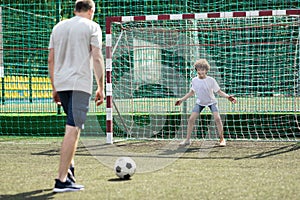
[175,89,195,106]
[217,90,237,104]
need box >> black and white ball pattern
[114,157,136,179]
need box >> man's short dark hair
[75,0,94,12]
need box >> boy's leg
[180,112,199,145]
[180,104,204,145]
[186,112,199,141]
[209,104,225,146]
[212,111,226,145]
[213,112,223,140]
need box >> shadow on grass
[0,188,54,200]
[108,178,132,182]
[31,141,300,161]
[235,143,300,160]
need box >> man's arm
[48,48,55,86]
[91,45,105,106]
[48,48,60,104]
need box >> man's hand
[52,89,61,105]
[95,88,105,106]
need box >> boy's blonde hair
[194,59,210,71]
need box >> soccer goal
[106,9,300,144]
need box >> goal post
[0,7,3,105]
[106,9,300,144]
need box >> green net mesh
[0,0,299,139]
[109,15,300,140]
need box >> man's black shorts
[57,90,91,129]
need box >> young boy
[175,59,236,146]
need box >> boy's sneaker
[179,139,191,146]
[67,168,76,183]
[53,178,84,193]
[219,139,226,147]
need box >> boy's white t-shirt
[191,76,220,106]
[49,16,102,95]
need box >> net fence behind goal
[106,10,300,143]
[0,5,55,108]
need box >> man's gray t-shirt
[49,16,102,95]
[191,76,220,106]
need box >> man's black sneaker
[67,168,76,183]
[69,165,75,176]
[53,178,84,193]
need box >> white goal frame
[105,9,300,144]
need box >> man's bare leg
[57,125,81,182]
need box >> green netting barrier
[0,0,299,140]
[109,14,300,141]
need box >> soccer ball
[114,157,136,179]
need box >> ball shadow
[108,178,132,182]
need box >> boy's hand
[175,100,182,106]
[227,95,237,104]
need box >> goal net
[106,10,300,143]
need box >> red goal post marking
[105,9,300,144]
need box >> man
[48,0,105,193]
